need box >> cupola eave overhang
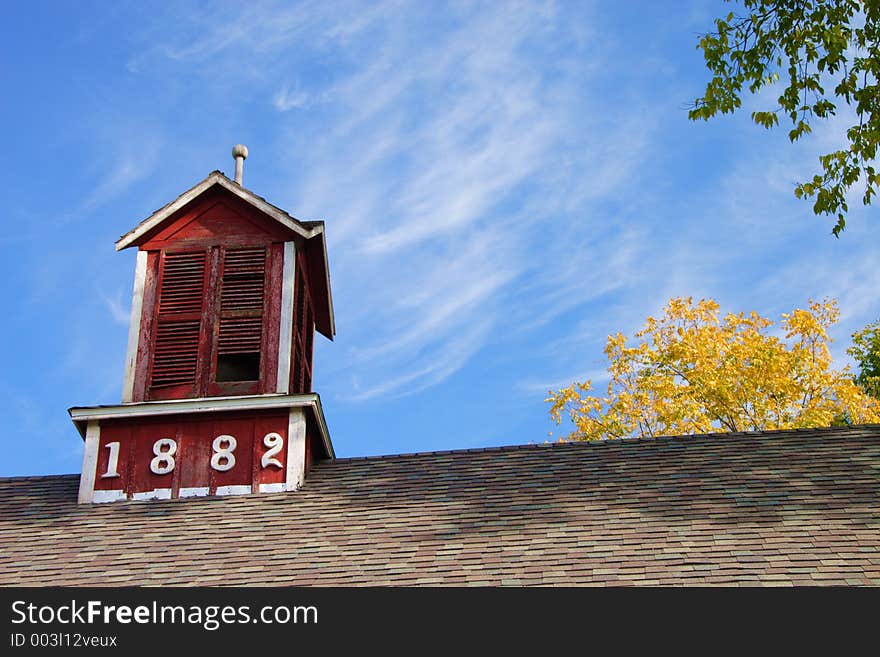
[115,170,335,340]
[68,392,335,460]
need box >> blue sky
[1,1,877,476]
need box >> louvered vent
[304,305,314,391]
[221,247,265,310]
[158,252,207,314]
[290,261,314,393]
[218,317,263,355]
[292,270,306,391]
[305,306,314,362]
[152,320,200,386]
[150,252,207,389]
[216,247,266,382]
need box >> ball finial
[232,144,248,184]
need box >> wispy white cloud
[79,156,150,216]
[122,0,640,401]
[349,319,494,401]
[129,0,880,408]
[51,137,162,229]
[246,1,657,400]
[273,85,314,111]
[517,368,611,396]
[100,288,131,325]
[11,0,880,475]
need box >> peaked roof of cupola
[115,170,335,339]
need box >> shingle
[0,424,878,586]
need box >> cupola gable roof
[115,170,335,340]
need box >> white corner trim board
[122,250,148,403]
[276,241,296,393]
[286,407,307,491]
[78,421,101,504]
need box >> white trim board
[132,489,172,501]
[69,392,334,459]
[92,490,126,504]
[286,407,307,491]
[276,241,296,393]
[77,421,101,504]
[121,250,148,403]
[216,485,252,496]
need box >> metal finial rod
[232,144,248,185]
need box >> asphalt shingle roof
[1,425,879,586]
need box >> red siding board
[139,191,292,251]
[288,248,316,394]
[263,243,283,393]
[178,419,213,492]
[132,251,160,402]
[254,413,287,487]
[131,422,171,493]
[92,425,129,493]
[209,416,255,492]
[304,235,333,340]
[90,411,292,500]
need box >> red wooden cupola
[119,169,334,402]
[69,148,336,504]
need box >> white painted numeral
[211,435,237,472]
[101,441,121,478]
[262,432,284,469]
[150,438,177,475]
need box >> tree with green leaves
[690,0,879,235]
[849,319,880,397]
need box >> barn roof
[1,424,879,586]
[115,170,335,339]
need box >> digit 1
[101,441,121,478]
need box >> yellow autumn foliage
[547,297,880,441]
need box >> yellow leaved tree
[547,297,880,441]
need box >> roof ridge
[0,473,79,483]
[325,422,880,464]
[2,424,878,479]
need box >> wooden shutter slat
[150,252,207,390]
[151,318,200,387]
[217,248,266,363]
[218,318,262,354]
[220,248,265,311]
[158,252,207,315]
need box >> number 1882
[100,432,285,478]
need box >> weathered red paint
[138,190,292,250]
[290,249,315,393]
[92,411,290,498]
[77,177,333,504]
[127,186,318,402]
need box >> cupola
[69,147,335,503]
